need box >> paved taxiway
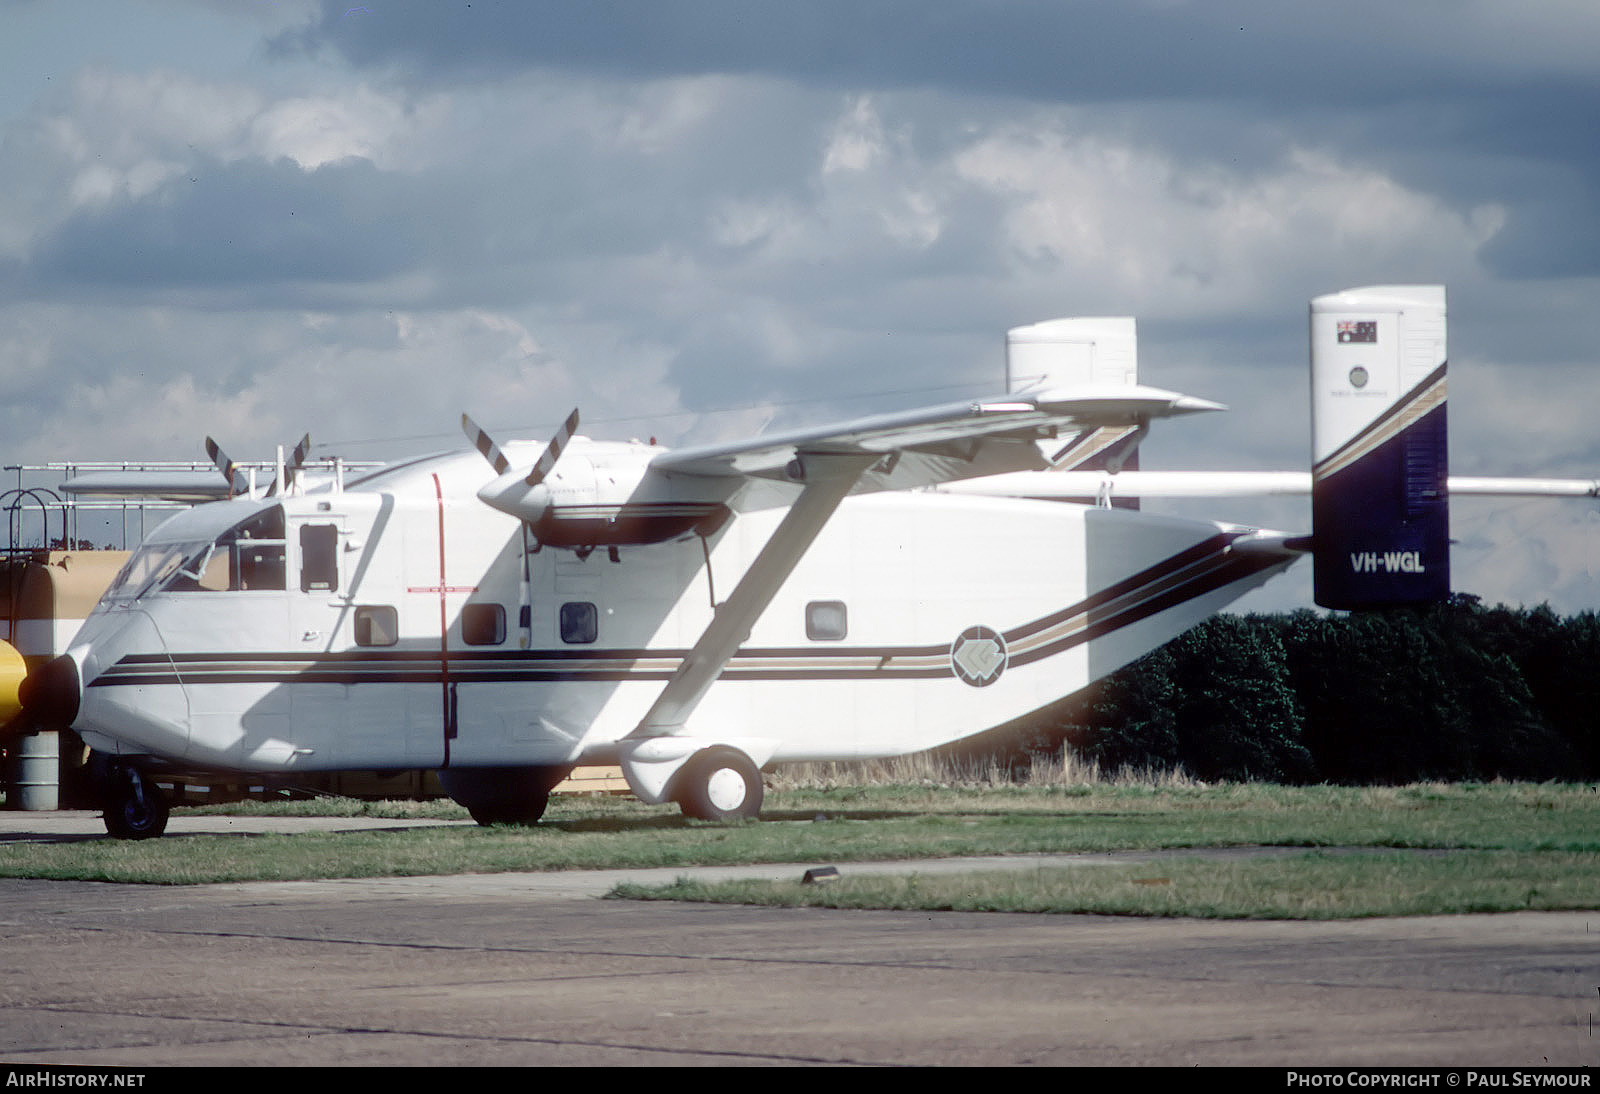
[1,812,1596,1067]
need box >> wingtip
[1172,395,1228,414]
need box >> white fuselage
[63,442,1296,775]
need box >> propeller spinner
[463,409,580,524]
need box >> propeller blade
[204,437,249,497]
[525,408,579,487]
[288,433,312,474]
[461,414,511,475]
[267,433,313,497]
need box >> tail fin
[1310,285,1449,609]
[1008,317,1142,506]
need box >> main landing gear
[440,765,573,826]
[102,764,170,840]
[672,746,764,822]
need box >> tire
[674,746,764,822]
[466,790,550,827]
[440,766,568,827]
[102,768,169,840]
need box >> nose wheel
[102,765,170,840]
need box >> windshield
[102,505,287,601]
[104,541,213,601]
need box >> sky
[2,0,1598,612]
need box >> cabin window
[462,603,506,646]
[806,600,848,641]
[560,601,598,644]
[299,524,339,593]
[354,605,398,647]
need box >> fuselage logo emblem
[1348,366,1369,389]
[951,625,1007,687]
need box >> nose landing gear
[101,764,170,840]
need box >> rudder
[1310,285,1450,609]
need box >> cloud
[2,1,1596,612]
[281,1,1598,104]
[274,1,1600,280]
[30,155,429,291]
[0,298,692,468]
[954,125,1507,316]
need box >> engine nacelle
[477,447,729,548]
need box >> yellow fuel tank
[0,638,25,727]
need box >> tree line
[993,598,1600,784]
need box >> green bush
[1026,601,1597,785]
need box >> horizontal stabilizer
[944,470,1600,502]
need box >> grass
[610,849,1600,919]
[2,779,1597,916]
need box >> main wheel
[674,747,763,822]
[466,789,550,827]
[102,767,169,840]
[439,766,569,827]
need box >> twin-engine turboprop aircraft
[20,285,1598,837]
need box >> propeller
[288,432,312,474]
[204,437,250,498]
[524,408,579,488]
[461,413,511,476]
[462,409,580,523]
[268,433,313,497]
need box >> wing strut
[628,451,876,740]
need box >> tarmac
[2,811,1597,1067]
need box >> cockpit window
[108,507,287,599]
[231,508,287,591]
[106,541,212,600]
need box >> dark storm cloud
[276,1,1600,280]
[30,156,426,291]
[284,1,1520,106]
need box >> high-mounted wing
[648,385,1223,495]
[619,384,1224,763]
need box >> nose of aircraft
[18,654,81,727]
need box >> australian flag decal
[1337,320,1378,344]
